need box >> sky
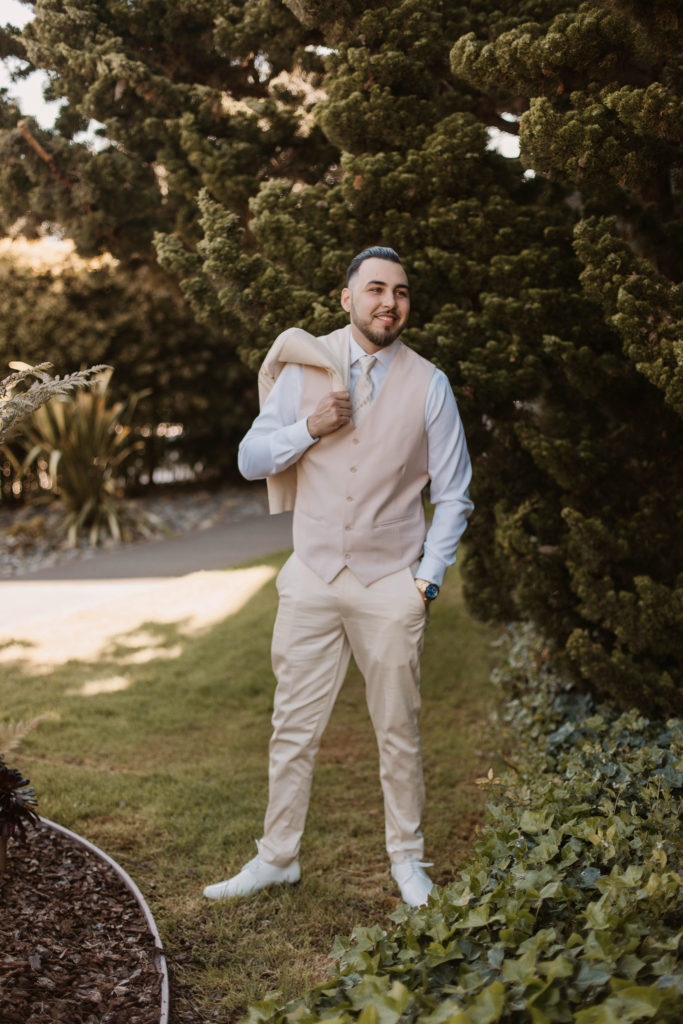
[0,0,65,128]
[0,0,521,158]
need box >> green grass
[0,553,502,1023]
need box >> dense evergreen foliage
[157,0,683,715]
[451,0,683,715]
[1,0,680,712]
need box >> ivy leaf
[584,901,613,931]
[418,998,470,1024]
[547,721,576,745]
[519,810,555,833]
[350,977,412,1024]
[472,981,507,1023]
[538,881,564,900]
[574,962,613,992]
[502,950,538,984]
[579,867,603,888]
[539,955,574,981]
[529,1008,552,1024]
[574,984,665,1022]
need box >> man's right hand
[307,391,352,438]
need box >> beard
[351,310,405,348]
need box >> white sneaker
[391,860,435,907]
[203,855,301,900]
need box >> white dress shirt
[238,337,474,585]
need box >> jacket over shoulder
[257,325,351,514]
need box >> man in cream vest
[204,246,473,907]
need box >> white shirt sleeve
[237,364,316,480]
[416,369,474,586]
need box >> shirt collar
[350,335,401,369]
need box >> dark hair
[345,246,403,286]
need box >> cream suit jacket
[257,325,352,514]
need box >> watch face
[425,583,439,600]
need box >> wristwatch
[415,579,440,602]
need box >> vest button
[353,437,360,444]
[346,496,353,502]
[349,466,357,472]
[344,525,351,531]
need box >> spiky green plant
[14,370,148,546]
[0,755,39,875]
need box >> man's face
[341,257,410,353]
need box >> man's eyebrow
[365,279,410,290]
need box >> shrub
[0,754,39,876]
[248,626,683,1024]
[9,370,148,545]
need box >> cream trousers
[258,552,428,867]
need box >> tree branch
[17,120,73,190]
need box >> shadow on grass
[0,637,32,651]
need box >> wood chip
[0,824,161,1023]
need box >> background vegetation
[1,2,681,1019]
[2,0,680,713]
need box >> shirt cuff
[298,417,319,446]
[267,417,319,474]
[415,553,448,588]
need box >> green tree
[5,0,680,712]
[160,0,683,715]
[157,0,561,366]
[450,0,683,713]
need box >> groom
[204,246,473,906]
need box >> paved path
[0,512,293,633]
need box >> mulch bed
[0,821,163,1023]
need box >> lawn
[0,552,502,1023]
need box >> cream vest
[293,342,435,586]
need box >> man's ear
[340,287,351,313]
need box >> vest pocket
[375,512,414,527]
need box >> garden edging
[42,816,170,1024]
